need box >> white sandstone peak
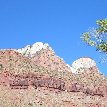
[70,57,97,74]
[15,42,52,57]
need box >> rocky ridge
[15,42,52,57]
[0,42,107,107]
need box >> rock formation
[71,57,98,74]
[0,42,107,107]
[15,42,51,57]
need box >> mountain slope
[0,42,107,107]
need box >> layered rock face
[0,42,107,107]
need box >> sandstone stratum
[0,42,107,107]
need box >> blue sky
[0,0,107,76]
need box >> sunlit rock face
[15,42,52,57]
[14,43,99,74]
[0,42,107,107]
[14,42,72,73]
[71,57,97,74]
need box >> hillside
[0,42,107,107]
